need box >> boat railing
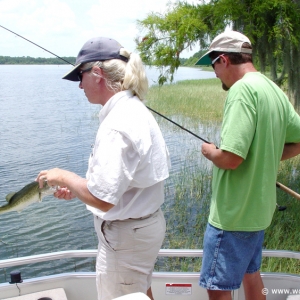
[0,249,299,269]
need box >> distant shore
[0,55,76,65]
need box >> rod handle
[276,181,300,201]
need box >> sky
[0,0,199,59]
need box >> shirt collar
[99,90,133,123]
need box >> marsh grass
[149,78,300,274]
[263,155,300,274]
[146,79,226,122]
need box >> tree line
[0,56,75,65]
[0,55,192,66]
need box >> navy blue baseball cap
[63,37,129,81]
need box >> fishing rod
[146,107,210,143]
[1,24,299,209]
[0,25,71,65]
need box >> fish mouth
[39,185,58,197]
[42,186,58,193]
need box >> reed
[263,155,300,274]
[148,78,300,274]
[146,79,226,122]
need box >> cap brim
[62,63,82,81]
[195,50,213,66]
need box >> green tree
[216,0,300,106]
[136,0,300,107]
[136,2,224,85]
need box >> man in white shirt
[37,37,170,300]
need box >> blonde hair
[83,49,148,100]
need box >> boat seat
[113,292,150,299]
[2,288,68,300]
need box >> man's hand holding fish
[36,168,114,212]
[37,169,75,201]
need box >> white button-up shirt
[86,90,170,220]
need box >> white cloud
[0,0,79,57]
[0,0,199,58]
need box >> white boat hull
[0,250,300,300]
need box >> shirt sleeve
[285,103,300,143]
[220,98,256,159]
[87,129,140,205]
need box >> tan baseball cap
[195,31,252,65]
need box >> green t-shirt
[209,72,300,231]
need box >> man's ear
[221,55,229,66]
[92,66,103,77]
[92,66,103,83]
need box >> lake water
[0,65,217,282]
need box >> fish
[0,181,55,214]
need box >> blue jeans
[199,223,264,290]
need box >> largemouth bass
[0,181,55,214]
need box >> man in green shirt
[196,31,300,300]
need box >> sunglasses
[78,67,93,82]
[211,56,221,69]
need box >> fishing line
[1,24,297,209]
[0,25,72,65]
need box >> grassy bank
[148,78,300,274]
[147,78,226,122]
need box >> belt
[95,209,159,221]
[129,209,159,220]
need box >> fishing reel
[276,203,287,211]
